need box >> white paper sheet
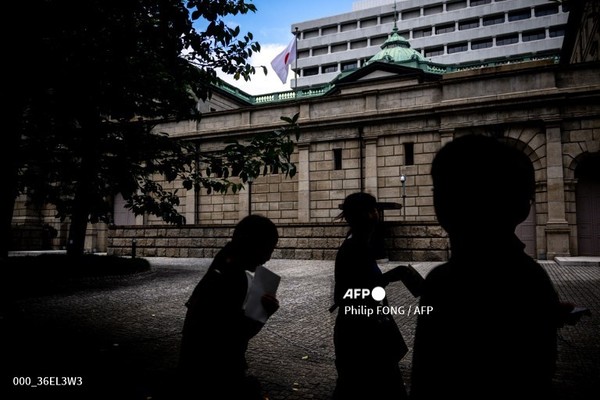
[244,265,281,323]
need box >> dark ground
[1,257,599,400]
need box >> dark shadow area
[0,255,173,400]
[0,256,598,400]
[1,254,151,298]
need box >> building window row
[299,6,567,60]
[332,145,414,170]
[342,61,358,71]
[507,8,532,22]
[300,22,566,77]
[483,13,505,26]
[301,23,566,60]
[436,23,455,35]
[459,19,479,30]
[322,64,338,73]
[422,25,566,57]
[299,2,566,41]
[448,42,468,54]
[299,59,368,77]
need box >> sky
[196,0,358,95]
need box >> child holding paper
[178,214,280,400]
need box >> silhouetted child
[410,135,563,399]
[332,192,422,400]
[178,214,280,400]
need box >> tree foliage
[126,113,299,225]
[9,0,297,256]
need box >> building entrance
[576,153,600,256]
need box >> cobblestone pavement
[2,258,599,400]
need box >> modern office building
[292,0,570,88]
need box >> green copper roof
[212,22,561,106]
[366,27,448,74]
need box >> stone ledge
[555,257,600,267]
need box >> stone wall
[107,221,449,261]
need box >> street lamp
[248,176,255,216]
[400,175,406,219]
[132,238,137,259]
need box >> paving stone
[2,258,598,399]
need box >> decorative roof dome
[366,26,448,74]
[367,27,427,64]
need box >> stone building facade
[107,56,600,260]
[12,1,599,261]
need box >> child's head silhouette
[231,214,279,268]
[338,192,379,232]
[431,134,535,238]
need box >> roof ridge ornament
[393,0,398,30]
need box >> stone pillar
[241,111,251,126]
[185,187,196,225]
[544,122,571,258]
[95,224,107,253]
[364,138,378,196]
[298,143,310,222]
[12,193,40,224]
[439,129,454,147]
[300,104,310,121]
[365,95,377,112]
[239,185,250,220]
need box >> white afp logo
[342,286,386,301]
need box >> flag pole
[294,26,298,91]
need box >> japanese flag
[271,37,297,84]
